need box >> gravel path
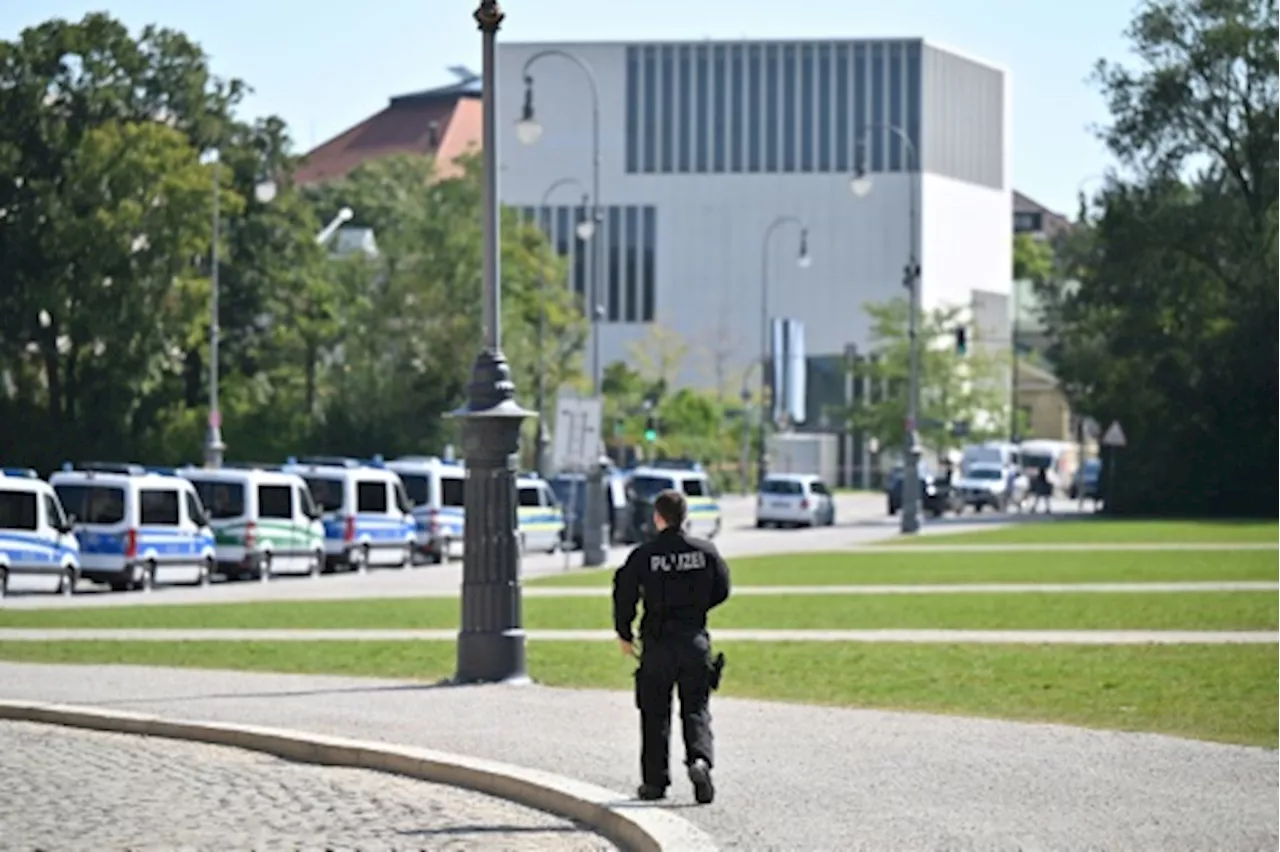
[0,627,1272,644]
[0,662,1273,852]
[0,719,613,852]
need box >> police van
[283,456,415,572]
[0,468,81,597]
[50,463,216,592]
[388,457,565,561]
[516,473,565,555]
[626,462,722,541]
[386,456,465,564]
[180,465,326,581]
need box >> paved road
[0,663,1273,852]
[0,719,613,852]
[1,495,1100,609]
[0,627,1272,644]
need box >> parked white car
[755,474,835,528]
[954,463,1026,512]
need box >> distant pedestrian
[1031,465,1053,513]
[613,489,731,804]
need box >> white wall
[497,41,1009,391]
[920,173,1011,312]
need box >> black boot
[688,758,714,804]
[636,783,666,801]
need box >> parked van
[625,463,722,541]
[1018,440,1079,493]
[282,457,415,572]
[180,465,326,581]
[0,468,80,597]
[51,463,215,591]
[517,474,565,554]
[386,456,465,564]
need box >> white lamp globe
[515,118,543,146]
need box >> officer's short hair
[653,489,687,529]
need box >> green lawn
[529,549,1278,588]
[0,590,1273,631]
[883,519,1279,546]
[0,640,1271,748]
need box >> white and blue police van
[627,461,723,541]
[50,463,216,592]
[516,472,565,555]
[0,468,81,597]
[283,456,416,572]
[388,457,566,561]
[386,456,465,564]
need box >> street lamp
[199,149,277,470]
[315,206,355,247]
[533,177,589,476]
[851,124,922,535]
[757,216,810,487]
[450,0,533,685]
[517,49,609,568]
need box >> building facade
[497,38,1012,394]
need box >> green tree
[844,299,1010,456]
[0,12,300,469]
[304,153,586,459]
[1039,0,1277,515]
[1013,233,1056,284]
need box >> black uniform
[612,527,731,791]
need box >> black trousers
[634,630,715,788]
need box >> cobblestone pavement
[0,720,615,852]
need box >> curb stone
[0,700,718,852]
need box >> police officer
[612,488,731,804]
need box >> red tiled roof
[295,87,481,185]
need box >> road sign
[1101,420,1127,447]
[551,394,602,472]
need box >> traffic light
[643,413,658,443]
[954,326,968,356]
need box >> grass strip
[0,640,1271,748]
[882,519,1279,546]
[0,591,1273,631]
[528,549,1278,588]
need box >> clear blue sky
[3,0,1138,214]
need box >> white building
[497,38,1012,397]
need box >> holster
[708,651,726,691]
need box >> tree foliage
[0,13,585,472]
[1040,0,1277,515]
[842,300,1010,456]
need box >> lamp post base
[900,440,922,535]
[582,469,608,566]
[456,629,532,685]
[451,348,534,685]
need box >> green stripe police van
[180,465,325,581]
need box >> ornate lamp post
[515,49,609,565]
[756,216,810,487]
[851,124,921,535]
[452,0,533,684]
[533,177,589,476]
